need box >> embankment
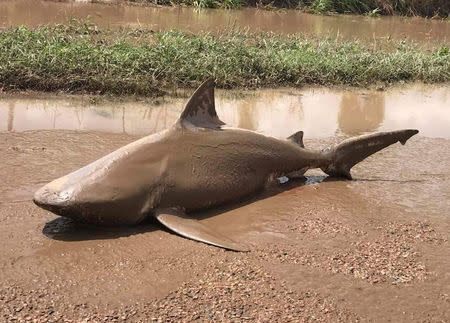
[0,23,448,96]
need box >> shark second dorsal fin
[179,79,225,129]
[287,131,304,148]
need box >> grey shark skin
[34,80,419,251]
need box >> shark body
[34,80,418,251]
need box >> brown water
[1,113,449,320]
[0,0,449,44]
[1,84,449,319]
[1,2,449,316]
[1,84,449,138]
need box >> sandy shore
[0,130,449,322]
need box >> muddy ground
[0,130,449,322]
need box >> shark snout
[33,182,77,218]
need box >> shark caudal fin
[320,129,419,179]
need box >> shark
[33,80,419,251]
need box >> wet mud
[1,0,449,44]
[1,86,449,321]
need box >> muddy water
[1,83,449,220]
[1,84,449,138]
[0,0,449,44]
[0,85,450,319]
[1,2,449,318]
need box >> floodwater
[0,84,449,319]
[0,0,449,44]
[1,84,449,138]
[1,2,450,320]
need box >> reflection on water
[1,84,449,139]
[0,0,448,44]
[338,93,385,135]
[7,102,14,132]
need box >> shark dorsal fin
[179,79,225,129]
[287,131,305,148]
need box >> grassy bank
[0,24,448,96]
[130,0,450,17]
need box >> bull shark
[33,80,418,251]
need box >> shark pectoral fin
[154,208,249,252]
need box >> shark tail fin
[320,129,419,180]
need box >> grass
[129,0,244,9]
[307,0,449,17]
[129,0,449,17]
[0,22,448,96]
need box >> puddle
[0,183,45,204]
[1,84,449,139]
[1,84,449,310]
[0,0,449,44]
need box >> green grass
[307,0,449,17]
[129,0,449,17]
[0,23,448,96]
[129,0,243,9]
